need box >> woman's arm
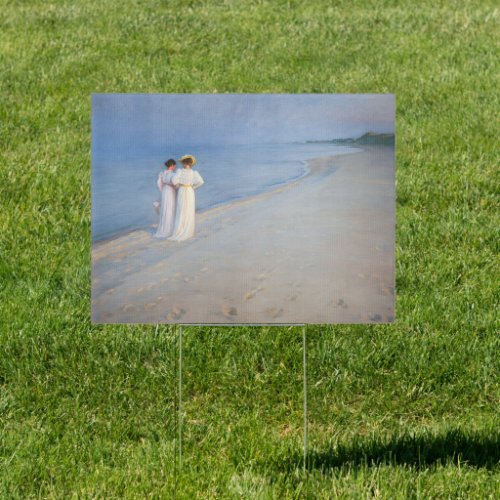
[193,172,204,189]
[171,172,180,187]
[156,173,163,191]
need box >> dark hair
[181,157,193,166]
[165,159,176,167]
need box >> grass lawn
[1,0,499,497]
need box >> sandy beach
[92,145,394,324]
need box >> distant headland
[307,132,395,146]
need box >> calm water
[91,142,356,242]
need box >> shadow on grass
[280,429,500,472]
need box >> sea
[91,142,357,242]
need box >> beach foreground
[92,145,394,324]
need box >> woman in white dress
[169,155,204,241]
[154,159,177,238]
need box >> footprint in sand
[265,307,283,319]
[255,273,266,281]
[144,302,157,311]
[245,289,258,300]
[334,299,348,309]
[287,294,298,302]
[183,277,192,283]
[379,284,394,296]
[106,288,116,295]
[138,283,155,292]
[166,307,185,321]
[122,304,136,313]
[222,306,238,318]
[245,284,267,299]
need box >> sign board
[91,94,395,324]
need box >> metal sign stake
[175,324,309,479]
[178,325,183,470]
[303,325,308,473]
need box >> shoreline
[92,147,362,248]
[92,145,394,324]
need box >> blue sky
[92,94,394,158]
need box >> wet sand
[92,145,395,324]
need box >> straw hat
[179,154,196,166]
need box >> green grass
[1,0,499,497]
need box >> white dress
[169,168,204,241]
[154,170,177,238]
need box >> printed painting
[91,94,395,324]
